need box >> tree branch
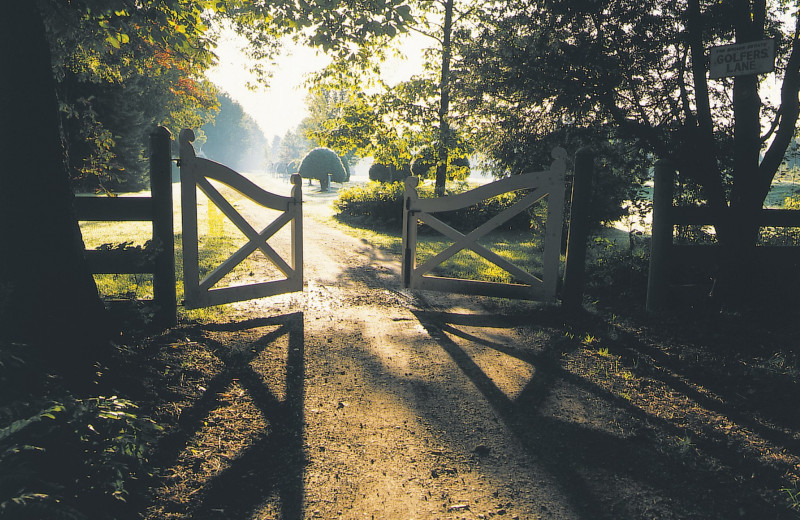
[759,15,800,190]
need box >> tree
[306,0,479,194]
[44,0,219,192]
[298,147,347,191]
[458,0,800,301]
[1,2,107,371]
[410,143,470,182]
[0,0,418,366]
[277,129,311,169]
[201,93,268,172]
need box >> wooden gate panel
[402,148,567,301]
[180,129,303,309]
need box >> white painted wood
[179,129,303,309]
[402,147,567,302]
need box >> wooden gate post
[646,159,675,312]
[562,147,594,310]
[401,176,420,289]
[150,126,176,327]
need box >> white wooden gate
[179,129,303,309]
[402,148,567,301]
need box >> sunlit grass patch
[78,188,278,321]
[415,231,546,284]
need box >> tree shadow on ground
[411,308,798,519]
[150,312,305,520]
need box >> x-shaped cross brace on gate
[196,176,295,292]
[413,189,550,287]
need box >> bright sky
[205,29,427,141]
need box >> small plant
[675,434,694,455]
[781,481,800,512]
[0,394,161,519]
[582,334,599,346]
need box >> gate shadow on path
[153,312,305,520]
[411,309,796,520]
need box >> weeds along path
[141,179,797,520]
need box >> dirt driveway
[134,180,799,520]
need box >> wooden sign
[709,39,775,79]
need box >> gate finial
[179,128,196,159]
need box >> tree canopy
[452,0,800,298]
[0,0,419,358]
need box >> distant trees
[276,129,312,172]
[201,93,268,172]
[307,0,478,194]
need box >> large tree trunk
[0,3,108,368]
[434,0,454,196]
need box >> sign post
[709,39,775,79]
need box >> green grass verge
[79,194,265,322]
[324,211,550,284]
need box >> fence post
[562,147,593,311]
[290,173,303,292]
[150,126,176,328]
[646,159,675,312]
[401,176,420,289]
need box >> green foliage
[0,385,160,520]
[584,236,651,307]
[334,180,541,231]
[456,0,800,258]
[43,1,219,192]
[368,162,409,183]
[334,181,406,226]
[298,148,348,187]
[410,144,471,182]
[340,155,351,182]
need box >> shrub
[410,146,434,178]
[334,181,406,226]
[0,392,160,519]
[298,148,347,191]
[340,156,351,182]
[334,180,544,231]
[368,162,408,183]
[584,236,651,307]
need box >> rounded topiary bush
[340,156,351,182]
[298,148,347,191]
[368,162,409,183]
[411,146,435,178]
[368,163,392,182]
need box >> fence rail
[646,159,800,311]
[74,126,176,327]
